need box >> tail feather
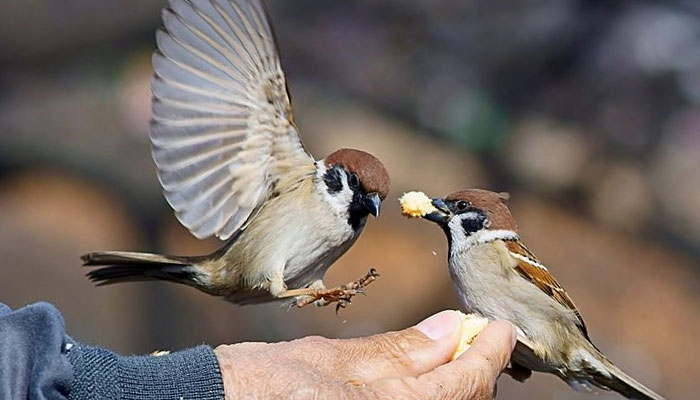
[82,251,191,266]
[82,251,203,287]
[580,350,665,400]
[599,359,664,400]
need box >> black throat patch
[347,190,369,231]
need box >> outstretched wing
[150,0,313,240]
[505,240,590,340]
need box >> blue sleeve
[0,302,225,400]
[66,342,224,400]
[0,302,72,400]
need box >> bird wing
[150,0,314,240]
[505,240,590,339]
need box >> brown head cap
[444,189,517,231]
[325,148,390,200]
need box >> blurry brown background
[1,1,699,399]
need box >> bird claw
[294,268,380,311]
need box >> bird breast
[449,241,577,366]
[217,178,357,290]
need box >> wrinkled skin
[215,311,516,400]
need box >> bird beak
[423,198,450,224]
[362,192,381,217]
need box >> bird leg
[294,268,380,311]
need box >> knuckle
[472,340,505,373]
[371,332,421,373]
[465,368,495,400]
[480,344,499,367]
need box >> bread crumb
[399,191,437,218]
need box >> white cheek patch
[315,161,353,219]
[448,212,484,253]
[461,211,481,220]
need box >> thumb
[336,310,463,382]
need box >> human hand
[214,310,516,399]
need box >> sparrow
[418,189,664,400]
[82,0,389,309]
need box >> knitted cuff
[66,342,224,400]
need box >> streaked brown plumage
[418,188,664,400]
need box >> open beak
[362,192,381,217]
[423,198,451,224]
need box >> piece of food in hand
[399,191,437,218]
[452,311,490,360]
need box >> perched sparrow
[82,0,389,308]
[416,189,664,400]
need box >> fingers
[333,310,464,382]
[419,320,516,399]
[455,320,517,378]
[370,320,516,400]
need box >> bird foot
[295,268,380,312]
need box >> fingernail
[416,310,460,340]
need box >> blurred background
[1,0,699,398]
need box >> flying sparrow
[82,0,389,309]
[412,189,664,400]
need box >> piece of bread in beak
[399,191,437,218]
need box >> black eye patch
[461,211,488,235]
[323,166,344,194]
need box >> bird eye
[456,201,469,211]
[348,173,359,188]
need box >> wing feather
[505,240,590,339]
[151,0,313,240]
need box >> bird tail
[82,251,205,287]
[577,348,665,400]
[600,358,664,400]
